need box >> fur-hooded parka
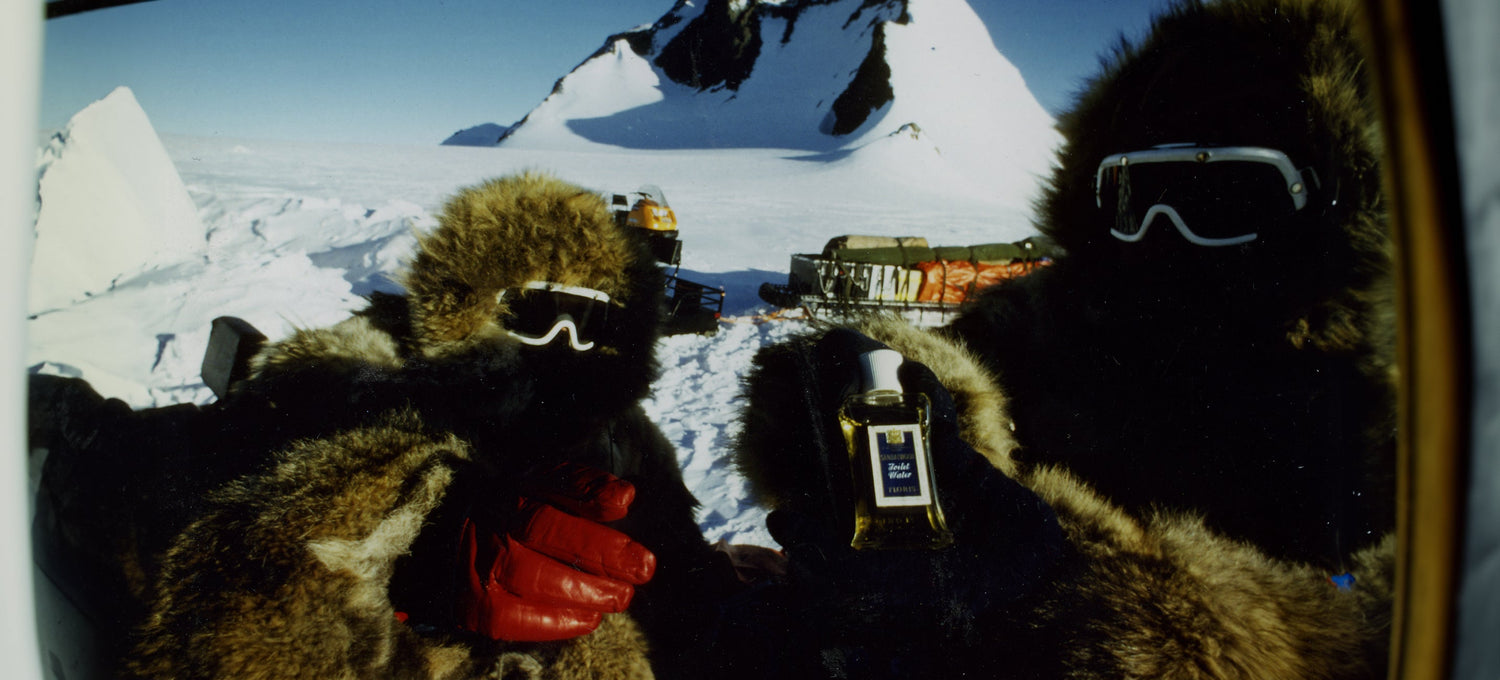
[944,0,1396,570]
[123,172,733,680]
[733,0,1395,676]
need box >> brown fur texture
[734,315,1020,512]
[125,411,654,680]
[403,172,639,353]
[1022,465,1392,679]
[120,172,712,679]
[733,317,1393,678]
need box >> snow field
[30,69,1054,550]
[643,319,810,547]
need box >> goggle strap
[1299,166,1322,191]
[497,282,611,305]
[495,281,612,352]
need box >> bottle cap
[858,349,905,394]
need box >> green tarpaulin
[822,238,1055,266]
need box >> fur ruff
[1038,0,1390,361]
[732,316,1393,678]
[126,410,654,680]
[403,172,640,353]
[943,0,1396,568]
[125,172,688,679]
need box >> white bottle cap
[859,349,905,394]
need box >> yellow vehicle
[607,185,723,335]
[620,186,677,234]
[609,185,681,265]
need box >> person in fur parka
[111,171,740,680]
[730,0,1396,677]
[942,0,1396,572]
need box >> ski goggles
[1095,145,1315,247]
[497,282,614,351]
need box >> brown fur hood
[226,172,667,461]
[126,173,679,680]
[402,172,651,355]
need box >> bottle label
[866,424,933,507]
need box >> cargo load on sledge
[758,235,1056,325]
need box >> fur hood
[1038,0,1390,359]
[403,172,652,354]
[233,172,666,459]
[943,0,1397,570]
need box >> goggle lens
[498,283,612,350]
[1096,147,1310,246]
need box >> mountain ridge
[444,0,1060,193]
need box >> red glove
[457,463,657,642]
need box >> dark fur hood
[1038,0,1391,360]
[940,0,1398,569]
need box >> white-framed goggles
[1095,145,1316,247]
[497,281,613,352]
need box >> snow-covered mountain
[447,0,1059,195]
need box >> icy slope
[478,0,1060,202]
[30,87,206,315]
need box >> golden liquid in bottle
[839,391,954,550]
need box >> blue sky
[40,0,1171,145]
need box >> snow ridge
[30,87,206,315]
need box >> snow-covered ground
[28,0,1064,550]
[26,89,1053,549]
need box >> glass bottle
[838,349,954,550]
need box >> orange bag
[915,260,974,303]
[915,260,1050,303]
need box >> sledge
[757,234,1055,326]
[662,275,725,336]
[608,185,725,336]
